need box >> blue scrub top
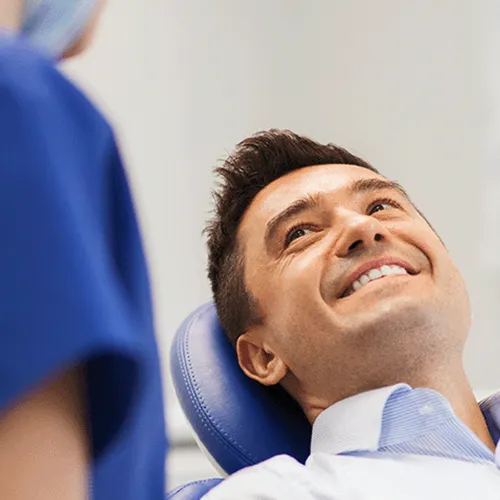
[0,34,167,499]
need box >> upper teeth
[350,265,408,294]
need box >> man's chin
[336,291,439,334]
[336,295,446,375]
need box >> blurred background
[63,0,498,490]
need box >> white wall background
[63,0,496,488]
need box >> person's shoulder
[0,33,110,136]
[0,33,116,183]
[0,33,68,97]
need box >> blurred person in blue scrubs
[0,2,167,500]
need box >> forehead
[239,164,385,236]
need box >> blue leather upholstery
[170,302,311,478]
[166,478,223,500]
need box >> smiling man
[202,129,500,499]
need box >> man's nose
[335,214,389,258]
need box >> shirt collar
[311,383,411,455]
[311,383,500,455]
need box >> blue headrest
[170,303,311,474]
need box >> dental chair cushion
[170,302,311,475]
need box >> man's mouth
[339,260,418,299]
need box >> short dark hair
[205,129,378,345]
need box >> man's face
[238,164,470,403]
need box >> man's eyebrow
[349,178,409,199]
[264,194,321,248]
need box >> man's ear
[236,332,288,386]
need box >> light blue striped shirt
[205,384,500,499]
[312,384,500,467]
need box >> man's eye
[368,199,401,215]
[285,227,313,247]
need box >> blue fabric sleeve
[0,41,145,459]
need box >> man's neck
[0,1,23,32]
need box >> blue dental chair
[167,303,311,499]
